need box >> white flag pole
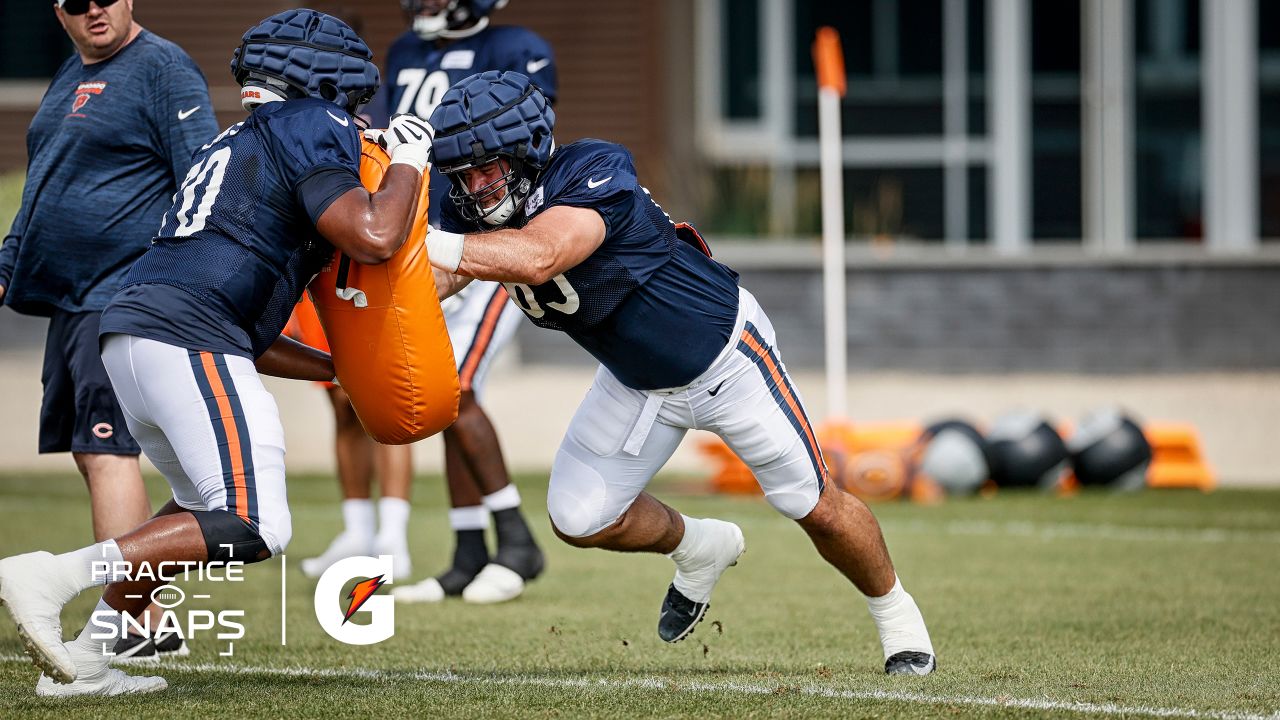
[814,28,848,420]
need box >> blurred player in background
[0,0,217,663]
[362,0,556,605]
[292,3,418,585]
[0,9,431,696]
[425,71,937,674]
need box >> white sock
[342,499,376,539]
[667,516,733,604]
[71,598,123,664]
[865,575,935,660]
[376,497,411,546]
[482,485,521,512]
[448,506,490,531]
[54,540,127,593]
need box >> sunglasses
[58,0,121,16]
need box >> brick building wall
[0,1,675,200]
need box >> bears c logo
[69,81,107,117]
[92,422,114,439]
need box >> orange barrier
[305,140,460,444]
[700,419,1216,500]
[1144,423,1217,490]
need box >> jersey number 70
[395,69,451,120]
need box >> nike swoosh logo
[326,110,350,127]
[707,380,725,397]
[526,58,551,74]
[587,176,612,189]
[177,106,201,120]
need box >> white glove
[373,113,433,173]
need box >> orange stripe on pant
[738,330,830,483]
[458,286,509,391]
[199,351,251,522]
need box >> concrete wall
[0,249,1276,485]
[516,245,1280,373]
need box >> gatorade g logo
[313,555,394,645]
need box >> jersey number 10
[168,146,232,237]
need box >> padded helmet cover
[231,9,380,113]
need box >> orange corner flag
[813,27,847,97]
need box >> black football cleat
[657,584,709,643]
[110,633,157,664]
[884,650,937,675]
[494,543,545,582]
[151,630,189,658]
[111,630,189,665]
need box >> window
[0,5,73,79]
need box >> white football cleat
[0,551,79,684]
[37,633,168,696]
[391,577,446,603]
[300,532,374,579]
[36,667,167,697]
[462,564,525,604]
[372,536,411,581]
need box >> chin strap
[438,16,490,39]
[414,14,490,41]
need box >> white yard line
[1,654,1276,719]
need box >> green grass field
[0,471,1277,718]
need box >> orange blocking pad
[307,139,459,444]
[1144,423,1216,491]
[699,419,1216,499]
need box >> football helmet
[429,71,555,226]
[401,0,509,41]
[231,9,380,113]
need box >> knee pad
[190,510,271,564]
[764,486,821,520]
[547,451,611,538]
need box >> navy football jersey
[441,140,741,390]
[371,25,557,224]
[100,98,363,358]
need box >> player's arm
[314,115,433,265]
[315,165,421,265]
[254,334,335,382]
[432,268,474,301]
[430,205,605,285]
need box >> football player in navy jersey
[424,72,937,675]
[358,0,553,606]
[0,10,432,696]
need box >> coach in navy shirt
[0,0,216,630]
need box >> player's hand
[376,114,433,174]
[0,284,6,302]
[380,113,433,154]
